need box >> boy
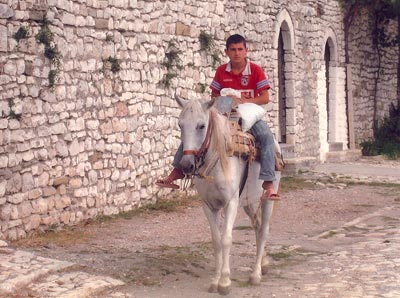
[156,34,279,201]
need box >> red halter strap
[182,111,214,158]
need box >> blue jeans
[249,120,276,181]
[172,119,276,181]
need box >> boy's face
[225,42,248,64]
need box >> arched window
[278,31,286,143]
[324,41,331,142]
[274,9,295,145]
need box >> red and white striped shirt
[210,60,270,99]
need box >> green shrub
[360,139,379,156]
[360,102,400,159]
[14,26,30,41]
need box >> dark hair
[226,34,247,49]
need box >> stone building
[0,0,398,240]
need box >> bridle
[182,111,214,175]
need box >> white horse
[176,96,281,295]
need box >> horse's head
[176,95,216,175]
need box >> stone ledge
[0,249,74,295]
[325,149,362,163]
[282,156,318,175]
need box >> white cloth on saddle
[237,103,265,132]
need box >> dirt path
[10,170,400,298]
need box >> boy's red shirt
[210,60,270,99]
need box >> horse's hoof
[208,283,218,293]
[249,274,261,285]
[218,284,231,295]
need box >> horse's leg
[261,248,269,275]
[259,171,280,275]
[202,204,222,293]
[218,197,239,295]
[249,200,273,285]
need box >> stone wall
[348,7,399,142]
[0,0,398,240]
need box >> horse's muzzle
[179,155,196,175]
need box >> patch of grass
[14,26,30,42]
[154,245,207,263]
[93,196,200,223]
[232,241,246,246]
[343,225,369,233]
[280,176,317,192]
[196,82,207,93]
[321,230,337,239]
[343,180,400,188]
[381,216,399,223]
[14,196,200,248]
[12,226,90,248]
[36,23,53,46]
[352,204,375,208]
[161,40,183,89]
[36,21,62,89]
[103,56,121,73]
[233,225,253,231]
[268,251,292,261]
[124,244,208,285]
[199,31,214,52]
[232,278,251,288]
[7,98,22,120]
[360,102,400,159]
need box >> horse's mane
[209,107,231,180]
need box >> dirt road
[5,159,400,298]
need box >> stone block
[17,201,32,218]
[0,4,14,18]
[31,198,48,214]
[21,173,34,192]
[58,184,66,195]
[55,140,69,157]
[29,188,42,200]
[42,187,57,197]
[55,196,71,210]
[53,176,70,186]
[29,10,45,21]
[175,22,191,36]
[6,173,22,194]
[60,211,70,224]
[95,18,109,29]
[0,156,8,168]
[62,12,76,26]
[0,204,11,220]
[286,108,297,126]
[69,139,81,156]
[24,214,41,231]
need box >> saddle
[226,114,284,172]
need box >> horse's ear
[202,97,216,111]
[175,94,187,108]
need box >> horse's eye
[197,124,205,130]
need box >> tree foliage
[341,0,400,51]
[341,0,400,157]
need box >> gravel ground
[9,157,400,298]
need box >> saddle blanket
[227,119,284,171]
